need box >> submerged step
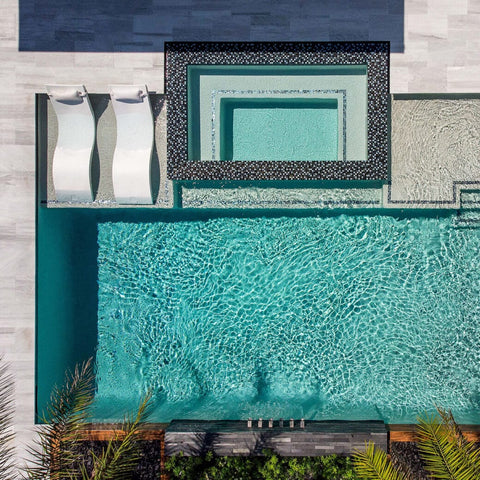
[460,191,480,210]
[181,186,382,209]
[165,420,387,457]
[454,209,480,228]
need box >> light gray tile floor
[3,0,480,468]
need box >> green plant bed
[165,450,359,480]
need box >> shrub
[165,450,359,480]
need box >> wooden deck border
[79,429,165,441]
[388,424,480,443]
[78,425,168,479]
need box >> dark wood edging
[388,424,480,443]
[79,425,168,441]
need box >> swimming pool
[37,208,480,424]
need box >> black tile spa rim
[165,41,390,181]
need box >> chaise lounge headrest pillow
[111,86,145,102]
[48,87,84,104]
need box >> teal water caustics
[95,215,480,423]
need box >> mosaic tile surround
[166,42,389,181]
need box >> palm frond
[87,393,152,480]
[23,358,95,480]
[416,412,480,480]
[437,406,480,477]
[0,358,17,480]
[436,407,466,445]
[353,442,407,480]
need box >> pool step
[454,209,480,228]
[181,186,383,209]
[454,192,480,227]
[460,191,480,210]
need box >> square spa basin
[220,97,339,161]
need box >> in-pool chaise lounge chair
[109,85,154,204]
[46,84,95,202]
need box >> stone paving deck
[3,0,480,468]
[165,420,388,456]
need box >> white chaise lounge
[46,85,95,202]
[109,85,154,204]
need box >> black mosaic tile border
[166,41,389,181]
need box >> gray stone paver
[20,0,406,52]
[165,421,388,456]
[3,0,480,468]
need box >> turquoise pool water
[86,212,480,423]
[220,98,338,161]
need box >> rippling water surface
[95,214,480,422]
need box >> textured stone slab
[18,0,405,53]
[165,420,387,457]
